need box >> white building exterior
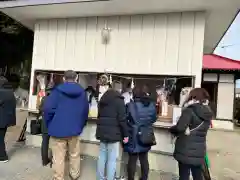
[23,12,206,109]
[33,12,204,74]
[203,73,235,120]
[1,1,239,90]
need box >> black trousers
[41,133,50,166]
[127,152,149,180]
[178,162,203,180]
[0,128,8,160]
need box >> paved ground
[207,130,240,180]
[2,111,240,180]
[1,144,179,180]
[2,111,178,180]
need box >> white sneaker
[0,159,8,163]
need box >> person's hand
[123,137,129,144]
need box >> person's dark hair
[133,86,148,99]
[126,81,131,89]
[186,88,210,104]
[85,86,95,93]
[64,70,77,81]
[142,84,149,94]
[132,86,141,98]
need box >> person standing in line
[122,82,133,105]
[96,82,129,180]
[0,76,16,162]
[38,83,55,167]
[169,88,213,180]
[43,70,89,180]
[124,86,157,180]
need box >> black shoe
[48,151,53,168]
[0,156,8,163]
[115,176,125,180]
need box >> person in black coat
[0,76,16,162]
[96,84,129,180]
[38,84,54,167]
[124,86,157,180]
[169,88,213,180]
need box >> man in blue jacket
[43,70,89,180]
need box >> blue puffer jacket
[43,82,89,138]
[124,96,157,153]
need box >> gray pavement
[0,143,178,180]
[1,111,179,180]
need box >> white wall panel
[54,19,67,70]
[165,13,181,74]
[191,12,205,87]
[75,18,88,71]
[203,73,218,82]
[45,19,57,69]
[105,16,120,73]
[219,74,234,83]
[151,14,167,74]
[178,12,195,75]
[65,19,77,70]
[32,12,205,79]
[217,82,234,120]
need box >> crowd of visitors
[0,70,212,180]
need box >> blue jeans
[97,142,119,180]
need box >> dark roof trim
[0,0,110,9]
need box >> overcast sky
[214,12,240,87]
[214,12,240,60]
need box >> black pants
[0,128,8,160]
[178,162,202,180]
[127,152,149,180]
[41,133,50,166]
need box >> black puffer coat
[96,89,128,143]
[170,103,212,166]
[0,82,16,128]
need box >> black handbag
[138,125,156,147]
[30,118,42,135]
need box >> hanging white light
[131,78,134,89]
[109,74,112,85]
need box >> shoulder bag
[133,103,156,146]
[30,116,42,135]
[138,125,156,146]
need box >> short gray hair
[64,70,77,81]
[112,81,122,92]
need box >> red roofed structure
[202,54,239,126]
[203,54,240,70]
